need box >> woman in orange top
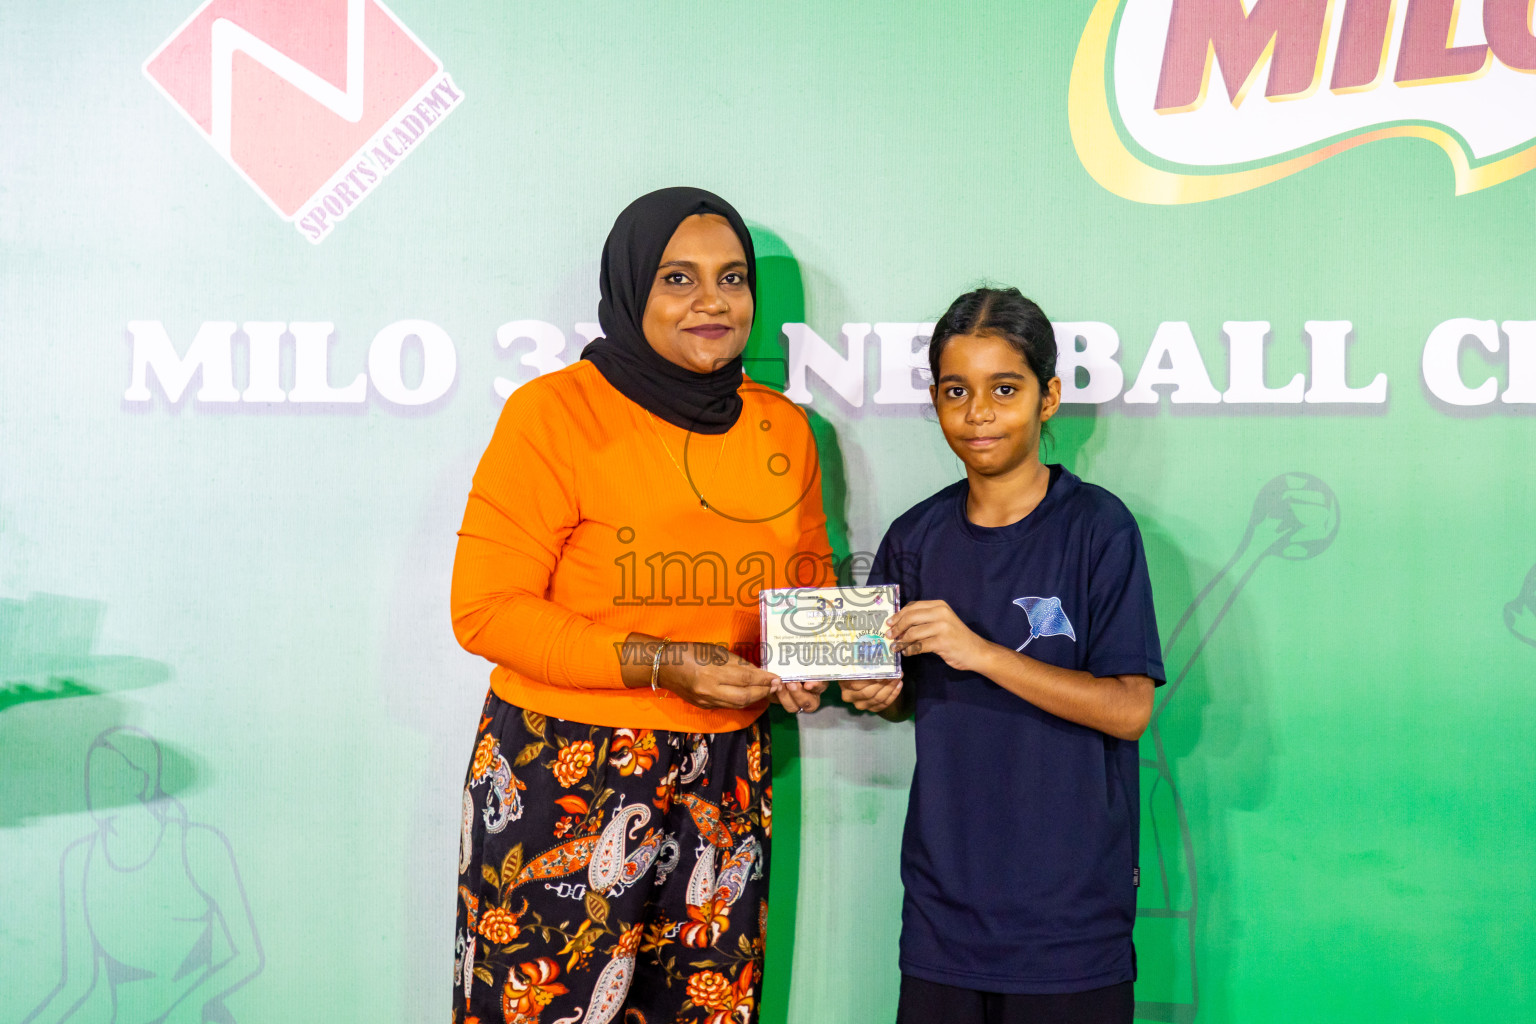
[450,187,832,1024]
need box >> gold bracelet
[650,637,673,693]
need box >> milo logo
[1070,0,1536,202]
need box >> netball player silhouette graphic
[1135,473,1338,1022]
[25,728,263,1024]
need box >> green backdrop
[3,2,1533,1022]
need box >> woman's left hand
[772,678,825,714]
[886,600,994,673]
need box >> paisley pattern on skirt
[454,690,772,1024]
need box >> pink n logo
[144,0,463,243]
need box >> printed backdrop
[3,1,1534,1022]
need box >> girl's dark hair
[928,287,1057,394]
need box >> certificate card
[758,584,903,682]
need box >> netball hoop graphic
[1136,474,1338,1023]
[23,728,263,1023]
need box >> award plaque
[758,584,903,682]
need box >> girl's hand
[885,600,994,673]
[840,677,903,713]
[771,677,825,714]
[659,642,779,710]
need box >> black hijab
[581,187,756,435]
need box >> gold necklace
[647,413,728,509]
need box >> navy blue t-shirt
[869,465,1165,994]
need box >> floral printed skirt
[454,690,773,1024]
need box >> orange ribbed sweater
[451,360,833,732]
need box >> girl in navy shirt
[844,287,1165,1024]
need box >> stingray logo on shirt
[143,0,463,243]
[1012,596,1077,652]
[1069,0,1536,204]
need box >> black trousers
[896,974,1134,1024]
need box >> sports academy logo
[144,0,463,243]
[1069,0,1536,203]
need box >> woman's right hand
[659,642,780,710]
